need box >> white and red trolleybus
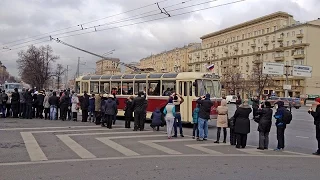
[75,72,222,123]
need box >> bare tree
[249,61,274,97]
[54,64,66,90]
[17,45,59,89]
[221,68,243,95]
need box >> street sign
[262,62,284,75]
[283,85,292,90]
[292,65,312,77]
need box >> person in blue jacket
[192,104,200,139]
[150,108,165,131]
[274,101,287,151]
[88,94,96,123]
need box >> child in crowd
[192,104,200,139]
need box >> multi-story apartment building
[139,43,201,73]
[124,62,140,74]
[0,61,9,84]
[96,58,121,75]
[188,11,320,98]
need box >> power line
[0,0,170,46]
[4,0,197,49]
[1,0,247,53]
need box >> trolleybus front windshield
[196,79,220,98]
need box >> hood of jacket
[205,93,211,100]
[107,98,113,103]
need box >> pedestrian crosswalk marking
[185,143,225,154]
[0,126,98,131]
[138,139,198,155]
[97,138,140,156]
[67,130,152,136]
[20,132,48,162]
[57,135,96,159]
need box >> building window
[254,31,257,36]
[247,49,249,53]
[287,41,290,46]
[267,28,270,33]
[287,32,290,37]
[242,34,245,39]
[258,47,261,51]
[262,29,265,34]
[237,36,239,40]
[242,43,244,47]
[286,51,289,57]
[241,50,244,55]
[274,26,277,31]
[300,29,303,34]
[292,40,296,45]
[292,31,295,36]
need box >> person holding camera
[197,94,213,141]
[173,93,184,138]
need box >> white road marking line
[20,132,48,162]
[296,136,310,139]
[0,126,98,131]
[139,141,182,155]
[110,134,164,139]
[56,135,96,159]
[29,128,125,134]
[97,138,140,156]
[0,153,317,166]
[68,130,152,136]
[138,139,197,155]
[186,144,224,154]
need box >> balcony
[204,53,208,57]
[195,67,200,71]
[253,59,263,64]
[279,43,284,47]
[296,33,304,38]
[234,47,239,51]
[263,41,269,45]
[224,49,229,53]
[293,54,305,59]
[196,54,200,58]
[274,56,285,61]
[277,37,284,42]
[232,59,239,66]
[251,43,256,48]
[275,47,284,52]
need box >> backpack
[282,109,292,124]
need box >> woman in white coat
[71,93,79,121]
[163,98,176,139]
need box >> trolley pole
[66,65,69,89]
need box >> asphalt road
[0,105,319,180]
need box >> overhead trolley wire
[0,0,170,46]
[1,0,246,53]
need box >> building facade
[139,43,201,73]
[96,58,121,75]
[188,12,320,98]
[0,61,9,84]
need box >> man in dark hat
[11,88,20,118]
[132,91,148,131]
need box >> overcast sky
[0,0,319,78]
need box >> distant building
[96,58,121,75]
[188,11,320,97]
[139,43,201,73]
[0,61,9,84]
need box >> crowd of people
[1,87,319,155]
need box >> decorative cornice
[200,11,292,40]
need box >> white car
[226,95,237,104]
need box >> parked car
[264,97,301,109]
[226,95,237,104]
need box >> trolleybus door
[178,81,192,123]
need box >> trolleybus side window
[195,80,220,98]
[82,82,89,93]
[122,82,133,95]
[184,82,188,96]
[90,82,99,94]
[148,81,160,96]
[111,82,121,95]
[162,81,175,95]
[100,82,110,93]
[134,81,146,95]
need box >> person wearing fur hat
[308,98,320,155]
[102,94,117,129]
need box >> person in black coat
[11,88,20,118]
[25,89,34,119]
[308,98,320,155]
[256,101,273,150]
[79,91,89,122]
[103,95,117,129]
[196,94,213,141]
[132,91,148,131]
[124,96,134,128]
[36,91,45,119]
[233,99,252,148]
[252,96,260,118]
